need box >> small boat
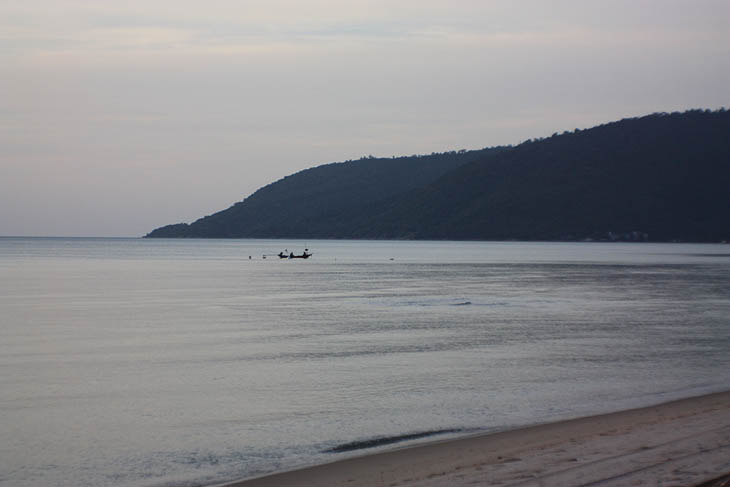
[278,249,312,259]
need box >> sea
[1,238,729,487]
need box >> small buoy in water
[389,258,394,261]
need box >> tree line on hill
[146,109,730,242]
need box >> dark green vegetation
[147,110,730,242]
[147,148,507,238]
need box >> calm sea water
[1,238,729,487]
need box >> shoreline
[220,390,730,487]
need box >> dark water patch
[683,253,730,257]
[324,428,464,453]
[384,299,510,307]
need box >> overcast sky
[1,1,728,237]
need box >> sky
[1,1,729,237]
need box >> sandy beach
[222,390,730,487]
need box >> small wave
[684,253,730,257]
[323,428,464,453]
[388,299,476,307]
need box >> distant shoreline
[145,236,730,244]
[3,235,729,244]
[219,390,730,487]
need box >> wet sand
[222,390,730,487]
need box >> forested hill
[146,109,730,242]
[355,109,730,242]
[145,147,506,238]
